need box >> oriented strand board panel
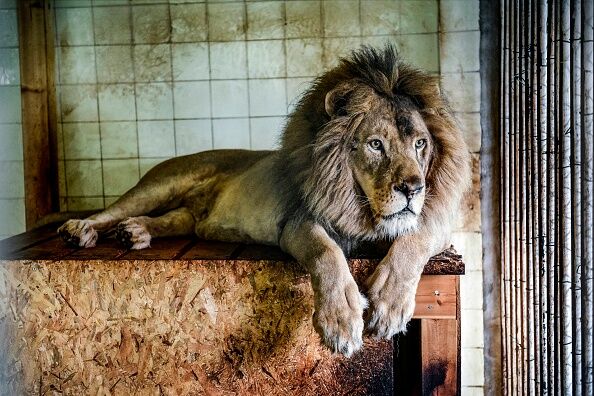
[0,259,394,395]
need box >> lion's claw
[57,219,98,248]
[313,281,367,357]
[115,218,151,250]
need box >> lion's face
[348,96,433,235]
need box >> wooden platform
[0,224,464,395]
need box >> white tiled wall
[51,0,483,393]
[0,0,25,240]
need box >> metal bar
[559,0,574,393]
[570,0,583,392]
[581,0,594,393]
[537,0,550,393]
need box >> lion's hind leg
[115,207,195,250]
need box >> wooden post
[17,0,59,229]
[420,278,461,395]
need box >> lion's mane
[278,46,471,243]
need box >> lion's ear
[325,81,356,117]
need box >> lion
[58,46,471,357]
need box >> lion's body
[58,46,470,356]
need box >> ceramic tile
[65,160,104,196]
[171,3,208,42]
[322,0,360,37]
[96,45,135,83]
[101,121,138,158]
[0,86,20,123]
[132,4,171,44]
[360,35,398,50]
[137,120,176,157]
[249,117,284,150]
[0,123,22,161]
[209,42,247,79]
[0,48,19,85]
[450,231,482,272]
[66,197,104,211]
[136,82,174,120]
[93,0,130,5]
[0,0,16,8]
[0,199,25,235]
[98,84,136,121]
[208,2,246,42]
[286,77,313,112]
[56,8,94,46]
[248,79,286,117]
[175,119,213,155]
[139,158,167,177]
[456,112,481,153]
[173,81,211,118]
[0,10,17,47]
[134,44,172,82]
[441,72,481,112]
[247,40,285,78]
[461,387,485,396]
[0,161,24,198]
[461,348,485,386]
[93,6,132,44]
[103,196,120,208]
[211,80,249,117]
[400,0,439,34]
[460,271,483,310]
[286,38,323,77]
[58,46,96,84]
[246,1,284,40]
[394,34,439,73]
[172,43,210,80]
[60,85,98,122]
[322,37,362,69]
[286,1,321,39]
[102,158,140,195]
[440,0,480,32]
[54,0,92,7]
[440,31,480,73]
[212,118,250,149]
[361,0,399,36]
[62,122,102,159]
[461,309,484,348]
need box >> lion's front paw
[58,219,98,248]
[116,218,151,250]
[313,280,367,357]
[366,289,416,339]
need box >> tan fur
[58,46,470,356]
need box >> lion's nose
[393,178,424,199]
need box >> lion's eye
[415,139,427,149]
[368,139,383,151]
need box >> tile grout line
[166,2,177,158]
[242,1,252,149]
[127,3,141,184]
[53,7,68,212]
[205,1,214,151]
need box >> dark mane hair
[277,45,471,242]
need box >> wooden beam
[17,0,59,229]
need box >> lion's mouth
[380,207,416,220]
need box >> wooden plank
[235,245,292,261]
[17,0,59,228]
[3,237,76,260]
[413,275,458,319]
[420,319,459,396]
[63,237,127,260]
[180,239,240,260]
[121,237,197,260]
[0,223,57,256]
